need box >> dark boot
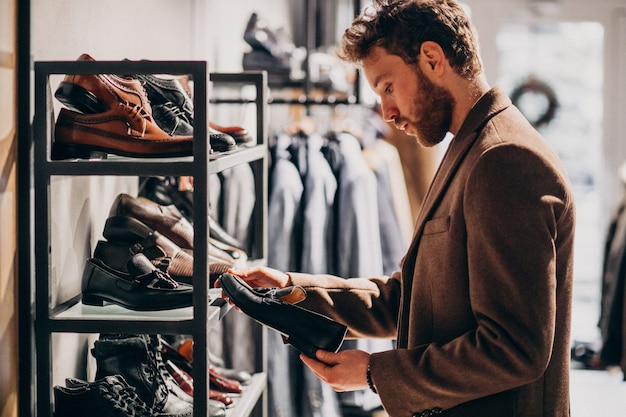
[54,375,155,417]
[92,334,193,416]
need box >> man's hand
[300,349,371,392]
[215,266,291,289]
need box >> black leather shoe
[209,127,237,153]
[217,273,347,357]
[152,102,194,136]
[54,375,155,417]
[136,74,194,124]
[81,253,193,311]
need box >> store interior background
[2,0,626,416]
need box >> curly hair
[337,0,483,79]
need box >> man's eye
[384,84,393,94]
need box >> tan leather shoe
[53,102,193,159]
[54,53,152,116]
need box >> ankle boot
[92,334,193,416]
[54,375,155,417]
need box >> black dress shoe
[136,74,194,124]
[209,127,237,153]
[81,253,193,311]
[217,273,347,358]
[54,375,155,417]
[152,102,194,136]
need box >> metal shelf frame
[26,60,268,417]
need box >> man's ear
[420,41,446,75]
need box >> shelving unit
[28,60,269,417]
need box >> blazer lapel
[396,87,512,347]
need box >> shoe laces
[120,101,150,138]
[147,335,180,389]
[161,101,192,124]
[99,379,155,417]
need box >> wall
[0,0,17,414]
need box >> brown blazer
[289,87,576,417]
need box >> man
[227,1,575,416]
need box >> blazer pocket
[423,216,450,235]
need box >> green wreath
[510,77,559,128]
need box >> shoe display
[242,13,294,85]
[145,335,195,406]
[210,122,254,147]
[137,178,248,254]
[109,193,195,249]
[81,253,193,311]
[167,339,252,386]
[53,102,194,159]
[136,74,194,124]
[152,102,194,136]
[106,194,239,270]
[210,367,243,394]
[32,52,270,417]
[217,273,347,358]
[99,215,196,284]
[54,375,155,417]
[54,53,152,115]
[209,126,237,153]
[243,13,289,60]
[165,360,235,409]
[92,334,193,416]
[209,237,248,263]
[208,215,246,253]
[138,176,194,222]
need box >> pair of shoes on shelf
[135,71,237,153]
[138,177,248,254]
[164,355,238,409]
[161,337,250,397]
[53,54,238,159]
[89,334,229,416]
[176,338,253,386]
[95,215,196,285]
[217,272,347,358]
[54,375,156,417]
[100,193,238,284]
[242,13,300,86]
[53,53,194,160]
[110,192,246,264]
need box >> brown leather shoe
[54,53,152,116]
[53,102,193,159]
[109,193,195,249]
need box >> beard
[400,64,455,147]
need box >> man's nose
[380,100,398,123]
